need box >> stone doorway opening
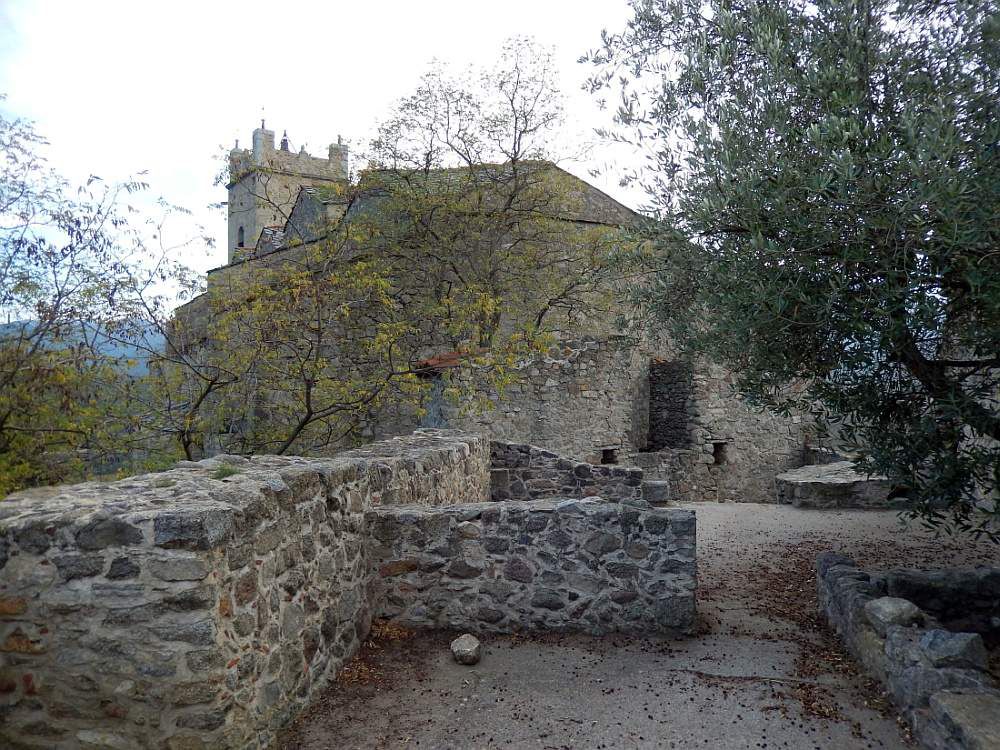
[647,359,693,451]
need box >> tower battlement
[226,122,349,263]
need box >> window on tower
[237,226,245,248]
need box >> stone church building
[176,123,815,503]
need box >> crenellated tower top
[226,122,349,263]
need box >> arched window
[237,226,245,248]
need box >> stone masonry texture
[0,430,487,750]
[444,338,813,505]
[647,360,694,450]
[817,553,1000,749]
[370,499,696,635]
[0,429,696,749]
[489,440,644,504]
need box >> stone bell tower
[226,121,349,263]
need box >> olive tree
[587,0,1000,536]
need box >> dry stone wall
[0,430,487,750]
[818,553,1000,749]
[776,462,900,509]
[489,441,644,504]
[647,360,694,450]
[370,499,696,635]
[0,429,699,749]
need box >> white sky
[0,0,642,279]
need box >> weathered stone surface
[106,556,140,580]
[864,596,924,636]
[818,553,1000,750]
[0,596,27,615]
[53,553,105,580]
[0,429,491,750]
[371,499,696,636]
[450,633,482,665]
[929,690,1000,750]
[154,509,234,550]
[76,518,144,550]
[919,630,988,671]
[776,461,899,509]
[883,566,1000,637]
[642,480,671,505]
[149,555,210,582]
[490,440,646,506]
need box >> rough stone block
[818,553,1000,750]
[929,690,1000,750]
[864,596,924,636]
[919,630,989,670]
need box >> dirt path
[279,503,999,750]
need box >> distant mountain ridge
[0,320,166,376]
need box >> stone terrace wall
[370,499,696,635]
[489,441,644,504]
[0,430,487,750]
[817,553,1000,750]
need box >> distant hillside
[0,320,166,376]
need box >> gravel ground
[278,503,999,750]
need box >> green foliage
[0,99,210,495]
[210,464,240,480]
[170,39,625,458]
[0,107,140,492]
[588,0,1000,536]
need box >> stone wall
[489,440,644,504]
[370,499,696,635]
[817,553,1000,750]
[880,567,1000,644]
[444,337,649,462]
[776,462,900,509]
[0,430,487,750]
[446,338,812,504]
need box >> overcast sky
[0,0,641,277]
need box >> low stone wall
[880,567,1000,637]
[776,462,900,509]
[0,430,487,750]
[489,441,644,504]
[370,499,696,635]
[817,553,1000,750]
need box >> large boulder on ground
[775,461,903,509]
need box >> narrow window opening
[712,441,728,465]
[237,226,245,248]
[601,448,618,465]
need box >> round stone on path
[450,634,482,665]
